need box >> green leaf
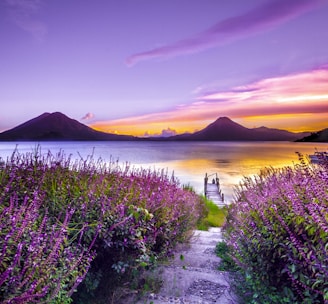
[290,264,296,273]
[139,262,148,268]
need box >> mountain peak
[170,116,309,141]
[217,116,232,121]
[0,112,137,141]
[214,117,234,123]
[49,111,68,117]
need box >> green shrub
[215,241,238,272]
[0,149,204,303]
[223,157,328,303]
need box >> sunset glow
[1,0,328,135]
[91,66,328,136]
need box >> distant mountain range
[0,112,137,141]
[167,117,310,141]
[0,112,316,142]
[296,128,328,142]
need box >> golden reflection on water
[151,142,328,203]
[0,141,327,204]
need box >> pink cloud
[192,66,328,119]
[81,112,95,120]
[126,0,323,66]
[160,128,177,137]
[143,128,177,138]
[92,65,328,133]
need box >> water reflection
[136,142,327,202]
[0,141,327,203]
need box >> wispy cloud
[92,65,328,134]
[5,0,47,41]
[126,0,323,66]
[192,65,328,119]
[81,112,95,120]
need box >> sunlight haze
[1,0,328,135]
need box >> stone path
[134,227,239,304]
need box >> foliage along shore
[0,149,205,303]
[222,154,328,303]
[1,149,328,303]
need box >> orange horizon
[90,113,327,137]
[90,67,328,137]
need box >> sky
[1,0,328,137]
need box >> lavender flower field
[0,149,205,303]
[224,155,328,303]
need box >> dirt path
[135,227,239,304]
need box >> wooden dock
[204,173,225,207]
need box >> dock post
[204,173,208,197]
[215,177,220,189]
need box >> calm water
[0,141,327,202]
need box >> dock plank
[205,183,225,207]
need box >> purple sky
[1,0,328,135]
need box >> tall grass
[197,196,227,230]
[223,155,328,303]
[0,149,205,303]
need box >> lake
[0,141,327,202]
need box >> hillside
[0,112,137,141]
[0,113,313,141]
[296,128,328,142]
[168,117,309,141]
